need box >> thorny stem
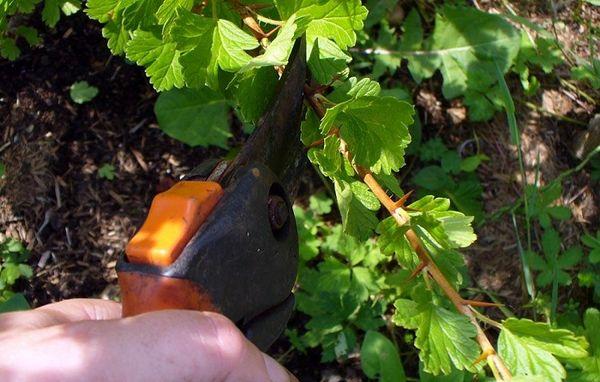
[304,85,513,381]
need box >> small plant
[412,138,486,221]
[69,81,99,104]
[97,163,115,180]
[0,0,80,60]
[0,238,32,313]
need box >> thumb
[0,309,296,382]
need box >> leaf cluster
[0,238,32,312]
[0,0,80,60]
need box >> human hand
[0,299,297,382]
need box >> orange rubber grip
[125,181,223,267]
[120,180,224,317]
[119,272,217,317]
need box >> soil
[0,2,598,381]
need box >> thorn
[472,348,495,366]
[462,299,504,308]
[393,190,413,210]
[305,138,324,150]
[409,261,428,280]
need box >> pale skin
[0,299,297,382]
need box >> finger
[0,299,122,332]
[0,310,294,382]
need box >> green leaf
[232,66,278,122]
[15,26,40,46]
[413,165,454,191]
[208,19,260,81]
[0,37,20,60]
[155,0,193,25]
[42,0,61,27]
[571,59,600,89]
[308,135,342,178]
[429,6,520,99]
[126,30,184,91]
[309,193,333,215]
[239,14,297,72]
[98,164,116,180]
[170,10,215,88]
[61,0,81,16]
[376,217,419,269]
[361,330,406,382]
[69,81,99,104]
[393,299,479,375]
[460,154,488,172]
[297,0,368,49]
[568,308,600,381]
[0,162,5,178]
[102,17,130,55]
[85,0,119,22]
[0,293,30,313]
[308,37,351,84]
[154,87,231,148]
[121,0,161,29]
[582,231,600,264]
[321,96,413,174]
[499,318,589,382]
[399,9,438,83]
[334,177,379,241]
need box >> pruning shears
[117,39,307,351]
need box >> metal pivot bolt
[268,195,289,231]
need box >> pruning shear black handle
[116,38,306,351]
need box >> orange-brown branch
[304,89,512,381]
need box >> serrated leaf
[503,318,588,358]
[126,30,184,91]
[321,96,413,174]
[232,66,278,122]
[376,217,419,269]
[393,299,479,375]
[171,10,215,88]
[408,196,477,250]
[499,317,589,382]
[208,19,260,80]
[361,330,406,382]
[102,16,130,55]
[308,37,351,84]
[98,164,116,180]
[240,14,297,72]
[155,0,193,25]
[154,87,231,148]
[334,177,379,241]
[308,135,342,177]
[429,6,520,99]
[42,0,61,27]
[0,37,20,60]
[297,0,367,49]
[85,0,119,22]
[121,0,161,29]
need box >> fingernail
[262,354,297,382]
